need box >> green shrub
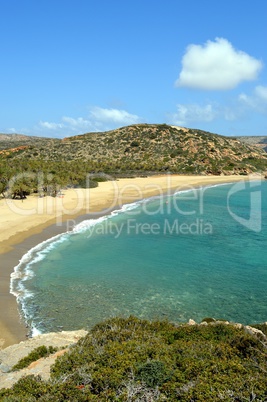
[12,346,58,371]
[135,360,170,387]
[130,141,139,147]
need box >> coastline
[0,174,261,348]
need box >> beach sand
[0,174,261,348]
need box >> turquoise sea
[11,180,267,335]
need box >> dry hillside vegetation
[237,135,267,152]
[1,124,267,175]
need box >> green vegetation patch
[1,316,267,401]
[12,346,58,371]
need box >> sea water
[11,180,267,335]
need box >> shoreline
[0,174,261,348]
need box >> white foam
[72,215,109,233]
[10,232,73,337]
[72,200,143,234]
[31,327,42,337]
[173,182,232,197]
[10,233,70,288]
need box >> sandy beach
[0,174,261,348]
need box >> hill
[0,133,59,151]
[1,124,267,176]
[237,135,267,152]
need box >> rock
[244,325,266,340]
[188,319,197,325]
[0,329,88,390]
[216,320,230,325]
[233,323,243,329]
[0,364,11,373]
[201,317,216,324]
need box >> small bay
[11,180,267,334]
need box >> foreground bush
[1,316,267,401]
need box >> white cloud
[62,116,95,130]
[238,93,254,107]
[239,85,267,113]
[170,103,217,126]
[170,84,267,128]
[168,101,245,126]
[36,107,142,137]
[254,85,267,101]
[89,107,140,125]
[39,121,63,130]
[175,38,263,90]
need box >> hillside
[1,124,267,176]
[1,317,267,401]
[0,133,59,151]
[238,135,267,152]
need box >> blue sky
[1,0,266,138]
